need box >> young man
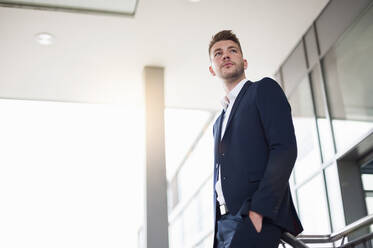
[209,30,303,248]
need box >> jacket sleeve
[250,77,297,220]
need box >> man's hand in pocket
[248,210,263,233]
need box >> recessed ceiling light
[189,0,201,2]
[35,32,54,46]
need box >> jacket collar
[220,78,247,111]
[222,80,252,140]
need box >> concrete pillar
[144,66,169,248]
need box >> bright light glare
[0,99,144,248]
[164,109,211,181]
[35,32,54,45]
[332,119,373,153]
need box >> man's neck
[223,74,246,94]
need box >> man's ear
[209,66,216,76]
[243,59,248,70]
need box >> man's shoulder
[252,77,284,95]
[254,77,281,88]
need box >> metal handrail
[298,214,373,243]
[329,214,373,242]
[281,214,373,247]
[281,232,310,248]
[338,232,373,248]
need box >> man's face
[209,40,247,80]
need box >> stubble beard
[220,61,245,84]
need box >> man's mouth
[223,62,233,68]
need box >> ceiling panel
[0,0,138,15]
[0,0,330,110]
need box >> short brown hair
[208,30,243,57]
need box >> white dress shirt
[215,79,247,207]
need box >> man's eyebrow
[212,45,239,55]
[212,48,222,54]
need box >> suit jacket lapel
[214,110,224,156]
[222,81,251,141]
[213,110,224,183]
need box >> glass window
[361,168,373,232]
[296,173,331,234]
[198,178,214,234]
[138,226,145,248]
[194,233,214,248]
[181,179,214,247]
[366,195,373,233]
[310,64,335,162]
[183,198,199,246]
[167,177,179,211]
[325,163,346,231]
[0,99,145,248]
[289,172,298,212]
[176,120,214,204]
[305,26,319,68]
[322,5,373,153]
[310,65,326,119]
[181,180,214,247]
[168,113,215,247]
[169,215,184,248]
[362,174,373,190]
[165,109,211,181]
[282,42,308,96]
[288,76,322,184]
[316,0,371,55]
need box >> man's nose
[222,52,230,60]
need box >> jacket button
[223,177,227,180]
[221,153,225,157]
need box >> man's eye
[215,52,222,57]
[231,49,237,53]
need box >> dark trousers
[216,213,282,248]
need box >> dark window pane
[323,5,373,153]
[282,42,307,96]
[305,25,319,68]
[316,0,372,55]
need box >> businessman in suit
[209,30,303,248]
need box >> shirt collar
[220,78,247,111]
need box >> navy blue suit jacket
[213,78,303,245]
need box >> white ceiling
[0,0,138,14]
[0,0,329,110]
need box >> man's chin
[221,72,241,81]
